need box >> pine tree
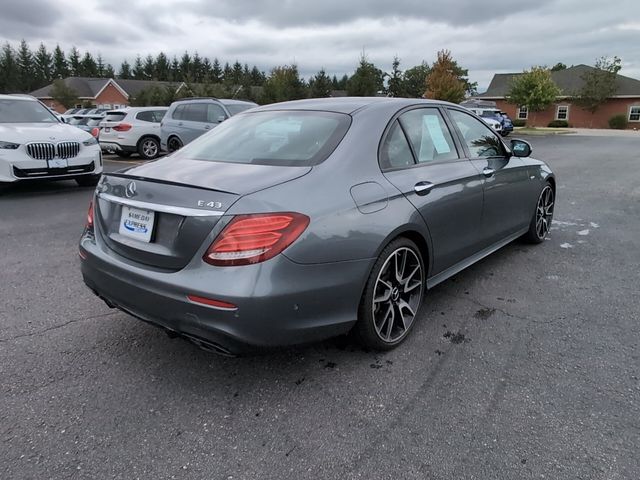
[170,56,180,82]
[132,55,144,80]
[222,62,232,84]
[104,64,115,78]
[211,58,222,83]
[118,60,132,79]
[16,40,35,92]
[261,64,307,103]
[34,43,53,88]
[179,52,192,81]
[0,43,19,93]
[309,68,332,98]
[347,54,384,96]
[96,54,106,77]
[250,66,265,86]
[68,47,81,76]
[155,52,170,81]
[192,52,203,82]
[386,56,404,97]
[143,54,155,79]
[80,52,98,77]
[52,45,69,79]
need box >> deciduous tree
[50,79,79,108]
[574,56,622,114]
[424,50,466,104]
[507,66,561,125]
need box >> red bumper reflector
[187,295,237,310]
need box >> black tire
[167,136,183,153]
[76,174,101,187]
[353,237,425,350]
[137,136,160,160]
[523,181,555,244]
[501,131,510,137]
[116,151,132,159]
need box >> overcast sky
[1,0,639,90]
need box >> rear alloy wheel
[76,174,101,187]
[138,137,160,160]
[167,136,183,153]
[354,238,424,350]
[523,182,555,243]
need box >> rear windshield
[172,111,351,167]
[0,99,59,123]
[103,112,127,122]
[224,103,256,116]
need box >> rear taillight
[113,123,132,132]
[203,212,309,266]
[91,127,100,138]
[86,201,94,229]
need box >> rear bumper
[79,233,372,354]
[100,141,136,154]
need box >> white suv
[0,94,102,187]
[99,107,168,160]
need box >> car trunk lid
[95,161,310,270]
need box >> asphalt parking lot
[1,136,639,479]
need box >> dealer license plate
[48,159,68,168]
[119,206,155,242]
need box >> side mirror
[510,139,532,157]
[217,115,227,123]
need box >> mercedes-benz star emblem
[125,181,137,198]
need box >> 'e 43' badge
[197,200,223,209]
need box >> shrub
[547,120,569,128]
[512,119,526,127]
[608,114,628,130]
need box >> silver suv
[160,98,257,152]
[99,107,168,160]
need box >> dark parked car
[80,98,555,355]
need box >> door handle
[483,167,495,178]
[204,125,211,130]
[414,181,435,196]
[177,122,183,126]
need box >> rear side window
[398,108,458,163]
[172,104,186,120]
[104,112,127,122]
[379,121,415,170]
[136,111,155,122]
[172,111,351,167]
[183,104,208,122]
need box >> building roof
[30,77,184,99]
[478,64,640,99]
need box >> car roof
[0,94,37,102]
[170,97,256,106]
[252,97,453,115]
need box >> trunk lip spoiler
[98,192,225,217]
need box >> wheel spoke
[374,280,393,304]
[395,250,407,283]
[396,299,415,330]
[384,304,395,341]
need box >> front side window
[517,106,528,120]
[629,106,640,122]
[448,109,505,158]
[172,104,186,120]
[0,99,59,123]
[172,110,351,167]
[206,104,226,123]
[398,108,458,163]
[556,105,569,120]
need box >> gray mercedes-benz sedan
[79,97,555,354]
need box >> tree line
[1,40,476,107]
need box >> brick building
[476,65,640,129]
[30,77,185,113]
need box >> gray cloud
[0,0,639,91]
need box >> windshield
[172,110,351,167]
[224,103,256,116]
[0,99,59,123]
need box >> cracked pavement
[1,142,639,479]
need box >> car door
[381,107,484,276]
[179,103,211,144]
[446,108,532,247]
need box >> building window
[629,106,640,122]
[556,105,569,121]
[517,106,528,120]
